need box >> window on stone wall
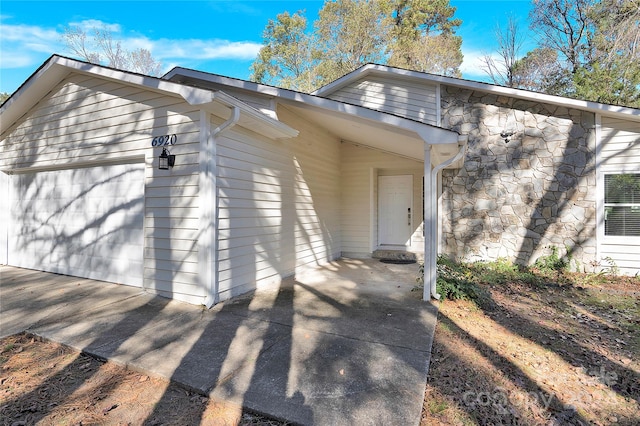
[604,173,640,236]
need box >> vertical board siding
[325,75,438,125]
[215,105,340,301]
[340,142,424,257]
[599,116,640,275]
[0,73,206,304]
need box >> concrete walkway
[0,259,438,425]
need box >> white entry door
[8,163,145,287]
[378,175,413,246]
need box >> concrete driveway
[0,258,438,425]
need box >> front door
[378,175,413,246]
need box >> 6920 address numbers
[151,134,177,147]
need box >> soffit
[282,101,460,164]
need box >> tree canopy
[250,0,463,92]
[483,0,639,107]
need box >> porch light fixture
[158,147,175,170]
[501,109,520,143]
[500,130,515,143]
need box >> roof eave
[313,64,640,121]
[1,56,298,140]
[164,67,459,143]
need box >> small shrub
[516,270,542,285]
[471,258,541,286]
[426,398,449,414]
[599,256,619,277]
[437,275,480,300]
[534,246,571,273]
[416,256,480,300]
[416,262,425,286]
[474,258,517,284]
[436,256,485,301]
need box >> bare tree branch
[480,16,524,87]
[62,26,162,76]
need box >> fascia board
[1,58,71,135]
[278,92,459,145]
[314,64,640,121]
[1,55,298,140]
[209,91,298,139]
[164,67,458,144]
[0,56,214,135]
[311,64,378,96]
[164,67,284,97]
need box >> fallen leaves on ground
[2,272,637,425]
[422,274,639,425]
[0,334,288,425]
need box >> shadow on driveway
[0,258,438,425]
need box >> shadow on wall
[440,87,605,269]
[11,165,144,284]
[3,74,209,302]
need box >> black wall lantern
[158,147,176,170]
[500,130,515,143]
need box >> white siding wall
[215,105,341,301]
[0,73,206,304]
[598,116,640,275]
[340,142,424,257]
[325,76,439,126]
[0,171,7,264]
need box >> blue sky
[0,0,535,94]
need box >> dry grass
[421,270,639,425]
[1,268,638,425]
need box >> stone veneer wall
[440,86,597,271]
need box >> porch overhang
[281,101,459,164]
[280,99,463,304]
[162,66,463,302]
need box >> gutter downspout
[203,106,240,308]
[425,141,467,300]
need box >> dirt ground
[1,273,638,425]
[0,333,288,426]
[421,273,639,425]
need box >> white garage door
[9,163,144,287]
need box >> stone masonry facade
[440,86,597,271]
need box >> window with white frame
[604,173,640,236]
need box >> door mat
[379,259,417,265]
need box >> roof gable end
[314,64,640,121]
[1,55,297,139]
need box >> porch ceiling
[282,102,460,164]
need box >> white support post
[423,146,434,301]
[199,110,216,307]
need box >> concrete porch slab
[0,259,438,425]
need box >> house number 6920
[151,134,177,146]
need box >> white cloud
[0,17,260,72]
[0,23,59,44]
[156,39,262,61]
[460,48,497,82]
[67,19,122,33]
[0,22,63,65]
[0,20,64,91]
[0,51,39,68]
